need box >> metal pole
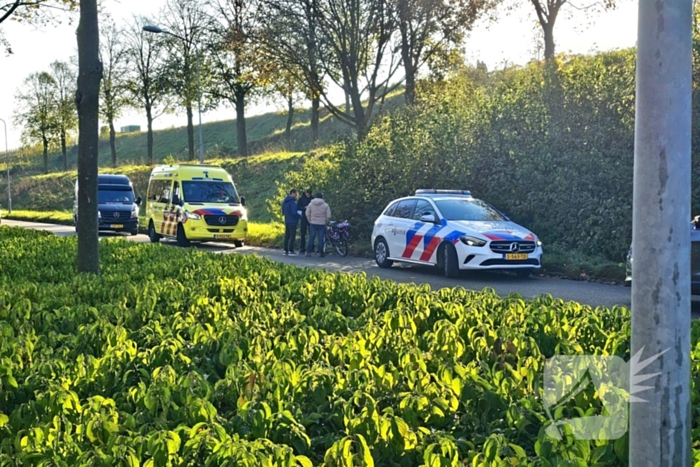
[195,45,204,164]
[630,0,692,463]
[0,118,10,213]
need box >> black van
[73,174,142,235]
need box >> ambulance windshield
[182,181,240,204]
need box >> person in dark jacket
[282,189,300,255]
[296,189,313,253]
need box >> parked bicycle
[325,220,350,256]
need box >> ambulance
[145,164,247,247]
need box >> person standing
[297,189,313,254]
[282,189,300,255]
[305,192,331,257]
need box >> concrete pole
[630,0,692,464]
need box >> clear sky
[0,0,638,150]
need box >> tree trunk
[61,130,67,171]
[350,90,366,141]
[42,137,48,174]
[75,0,102,275]
[398,10,415,105]
[285,93,294,150]
[146,106,154,165]
[235,91,247,157]
[543,22,555,60]
[186,105,195,161]
[109,119,117,168]
[311,96,319,147]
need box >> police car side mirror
[420,213,437,223]
[240,196,246,206]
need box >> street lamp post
[0,118,11,213]
[143,24,205,164]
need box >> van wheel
[148,221,161,243]
[130,229,138,236]
[176,224,191,247]
[439,242,459,278]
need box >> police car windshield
[98,189,134,204]
[434,198,505,221]
[183,181,239,204]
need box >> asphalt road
[3,218,642,310]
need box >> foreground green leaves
[0,227,698,466]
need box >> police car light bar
[415,189,472,196]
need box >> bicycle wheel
[335,238,348,256]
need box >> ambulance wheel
[233,240,244,248]
[439,242,459,278]
[176,224,191,247]
[148,221,161,243]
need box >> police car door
[389,199,417,260]
[409,199,442,264]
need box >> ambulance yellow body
[146,164,248,247]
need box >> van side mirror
[135,196,142,206]
[240,196,246,206]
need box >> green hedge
[271,50,700,262]
[0,226,699,465]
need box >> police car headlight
[460,235,487,247]
[536,239,542,247]
[184,210,201,220]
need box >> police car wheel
[374,238,393,268]
[440,243,459,278]
[148,222,161,243]
[176,224,191,247]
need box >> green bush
[0,226,697,465]
[272,51,643,261]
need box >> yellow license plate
[111,224,123,229]
[215,234,232,239]
[506,253,528,260]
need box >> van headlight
[184,210,201,220]
[98,211,101,219]
[131,206,138,218]
[460,235,486,247]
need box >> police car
[371,189,543,278]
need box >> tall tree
[259,0,325,145]
[396,0,489,104]
[162,0,212,161]
[524,0,615,60]
[14,71,57,174]
[99,19,129,168]
[315,0,401,140]
[75,0,101,275]
[208,0,274,157]
[49,60,78,171]
[124,16,171,165]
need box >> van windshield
[182,181,240,204]
[98,189,134,204]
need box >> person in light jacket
[305,192,331,257]
[281,189,300,255]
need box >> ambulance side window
[148,180,172,204]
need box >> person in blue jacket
[281,188,300,255]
